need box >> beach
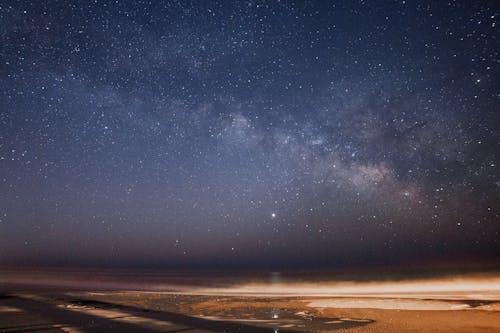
[1,269,499,332]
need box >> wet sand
[1,269,499,332]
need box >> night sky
[1,1,499,269]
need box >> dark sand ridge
[0,293,370,332]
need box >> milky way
[1,1,499,269]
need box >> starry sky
[1,0,499,270]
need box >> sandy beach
[1,269,499,332]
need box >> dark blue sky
[1,0,499,269]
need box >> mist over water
[2,267,499,296]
